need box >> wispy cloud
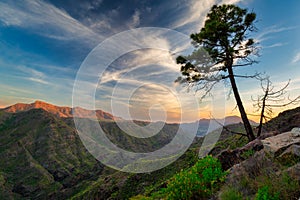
[172,0,242,32]
[16,65,51,85]
[264,42,288,49]
[292,52,300,63]
[254,25,296,52]
[0,83,40,96]
[256,25,296,42]
[128,10,141,29]
[0,0,102,44]
[27,77,49,85]
[17,65,45,78]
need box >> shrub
[161,155,227,200]
[240,149,255,159]
[255,186,279,200]
[254,171,300,200]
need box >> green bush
[255,186,279,200]
[240,149,255,159]
[161,155,227,200]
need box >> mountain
[1,101,299,199]
[264,106,300,133]
[0,101,184,199]
[2,101,258,128]
[0,108,103,199]
[224,115,258,126]
[2,100,118,121]
[182,115,258,137]
[2,101,258,138]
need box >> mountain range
[2,100,117,120]
[0,100,281,199]
[2,101,257,124]
[0,101,180,199]
[2,100,257,137]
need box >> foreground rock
[219,128,300,199]
[217,139,264,170]
[262,128,300,157]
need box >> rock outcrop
[262,128,300,157]
[222,128,300,198]
[217,139,264,170]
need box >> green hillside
[0,106,299,199]
[0,109,104,199]
[0,108,198,199]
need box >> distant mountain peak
[33,100,51,105]
[224,115,258,126]
[197,115,257,126]
[2,100,117,121]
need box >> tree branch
[212,117,248,137]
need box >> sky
[0,0,300,123]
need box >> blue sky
[1,0,300,122]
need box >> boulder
[261,130,300,157]
[227,151,279,185]
[217,139,264,170]
[217,148,242,170]
[239,139,264,152]
[291,127,300,137]
[221,129,300,199]
[257,131,279,140]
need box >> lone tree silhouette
[253,77,300,137]
[176,4,258,141]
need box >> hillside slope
[264,106,300,133]
[2,102,297,199]
[0,109,104,199]
[0,106,187,199]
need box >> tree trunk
[227,66,256,141]
[257,90,268,137]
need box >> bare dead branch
[252,77,300,136]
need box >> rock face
[222,128,300,199]
[228,150,278,181]
[217,149,242,170]
[262,129,300,157]
[291,127,300,137]
[217,139,264,170]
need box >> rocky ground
[216,127,300,199]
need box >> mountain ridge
[2,100,258,125]
[0,103,183,199]
[2,100,118,121]
[195,115,258,125]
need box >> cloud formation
[0,0,101,43]
[292,52,300,64]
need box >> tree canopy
[176,4,258,141]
